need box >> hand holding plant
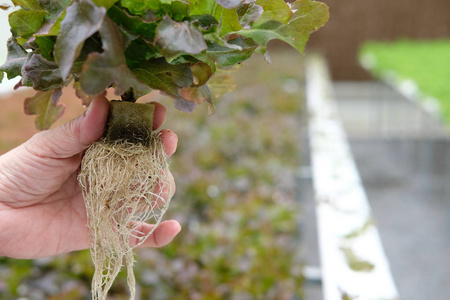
[0,96,180,259]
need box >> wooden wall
[306,0,450,80]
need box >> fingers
[151,101,167,131]
[26,95,109,158]
[147,101,177,158]
[149,169,176,212]
[159,129,178,157]
[131,220,181,248]
[80,95,110,145]
[26,98,174,160]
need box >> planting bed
[0,48,306,299]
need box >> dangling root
[78,133,172,300]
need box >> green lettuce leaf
[91,0,118,9]
[133,57,193,100]
[124,38,161,69]
[216,6,242,37]
[54,0,106,80]
[8,9,47,41]
[195,37,257,67]
[120,0,159,15]
[189,0,242,37]
[237,0,329,54]
[24,88,65,130]
[161,0,190,21]
[107,5,157,39]
[190,62,212,87]
[33,36,56,60]
[254,0,293,26]
[207,73,236,98]
[11,0,41,10]
[189,0,216,15]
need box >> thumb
[27,95,110,158]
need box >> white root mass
[78,133,172,300]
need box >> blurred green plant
[360,39,450,124]
[0,50,305,299]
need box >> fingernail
[85,101,94,117]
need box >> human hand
[0,95,181,259]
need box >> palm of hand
[0,143,90,258]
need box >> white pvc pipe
[305,54,400,300]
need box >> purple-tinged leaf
[18,52,34,88]
[24,54,63,91]
[215,0,242,9]
[79,17,151,97]
[237,2,263,29]
[155,16,207,60]
[174,98,197,113]
[0,38,28,80]
[54,0,106,80]
[24,88,65,130]
[73,81,95,106]
[180,85,212,105]
[178,82,216,115]
[35,0,72,36]
[50,87,62,104]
